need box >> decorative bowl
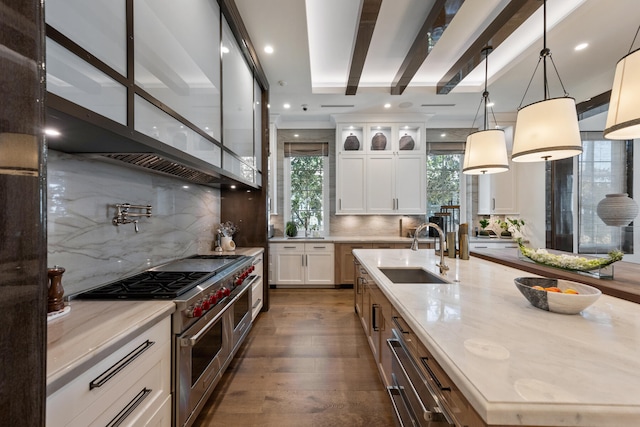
[514,277,602,314]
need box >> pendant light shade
[511,0,581,163]
[462,46,509,175]
[512,97,582,162]
[463,129,509,174]
[604,48,640,140]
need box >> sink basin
[379,267,449,284]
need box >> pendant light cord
[629,25,640,52]
[517,0,570,109]
[470,46,497,131]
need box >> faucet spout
[411,222,449,275]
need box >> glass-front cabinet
[45,0,265,187]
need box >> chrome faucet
[411,222,449,275]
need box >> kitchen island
[353,248,640,426]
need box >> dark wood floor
[192,288,395,427]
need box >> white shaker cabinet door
[337,155,367,214]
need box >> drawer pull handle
[421,356,451,391]
[252,298,262,309]
[105,387,152,427]
[89,340,155,390]
[392,316,410,334]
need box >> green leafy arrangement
[517,239,623,271]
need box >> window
[578,133,633,253]
[283,142,329,235]
[426,139,467,231]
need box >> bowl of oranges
[514,277,602,314]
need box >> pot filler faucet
[411,222,449,275]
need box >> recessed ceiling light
[264,45,274,54]
[294,134,299,138]
[384,103,391,109]
[44,128,60,137]
[221,46,229,54]
[283,103,291,109]
[441,133,447,137]
[574,42,589,51]
[230,185,236,189]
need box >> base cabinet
[47,316,172,427]
[271,242,335,287]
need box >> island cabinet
[355,263,393,387]
[270,242,335,287]
[47,316,172,426]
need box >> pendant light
[463,46,509,175]
[511,0,582,162]
[604,25,640,140]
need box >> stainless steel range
[77,254,257,427]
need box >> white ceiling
[234,0,640,131]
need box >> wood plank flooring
[192,288,395,427]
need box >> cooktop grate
[77,271,216,299]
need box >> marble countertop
[353,248,640,426]
[47,300,175,396]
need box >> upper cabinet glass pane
[47,39,127,125]
[254,79,262,171]
[222,20,254,162]
[134,0,221,142]
[46,0,126,75]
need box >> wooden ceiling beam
[390,0,461,96]
[346,0,383,95]
[436,0,541,95]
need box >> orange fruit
[545,287,562,293]
[563,288,579,294]
[532,285,545,291]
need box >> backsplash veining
[47,150,221,296]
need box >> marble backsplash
[47,150,220,296]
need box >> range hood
[46,104,256,189]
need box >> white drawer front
[47,317,171,426]
[304,243,335,252]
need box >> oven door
[175,305,231,427]
[230,275,255,354]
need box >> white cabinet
[337,154,367,213]
[478,161,518,214]
[336,121,426,215]
[366,153,425,214]
[270,242,335,287]
[251,252,264,321]
[47,317,172,427]
[469,240,520,250]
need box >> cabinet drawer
[47,317,171,426]
[270,243,304,252]
[304,242,334,252]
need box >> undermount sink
[379,267,449,284]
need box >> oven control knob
[215,289,224,300]
[235,276,243,286]
[208,294,218,305]
[201,299,210,310]
[187,305,203,318]
[222,287,231,297]
[249,265,255,273]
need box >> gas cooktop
[77,254,249,300]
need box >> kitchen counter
[46,300,175,396]
[269,235,520,244]
[353,248,640,426]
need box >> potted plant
[285,221,298,238]
[495,219,511,238]
[479,218,490,236]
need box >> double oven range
[78,254,257,427]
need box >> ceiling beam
[345,0,383,95]
[436,0,541,95]
[390,0,462,96]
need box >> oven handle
[181,308,227,347]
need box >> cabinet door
[338,243,371,285]
[366,155,395,213]
[273,250,305,285]
[337,155,366,214]
[305,252,335,286]
[395,155,425,214]
[478,162,518,214]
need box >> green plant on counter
[285,221,298,237]
[495,218,525,237]
[479,218,490,236]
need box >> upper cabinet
[478,161,519,215]
[336,119,426,215]
[45,0,266,188]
